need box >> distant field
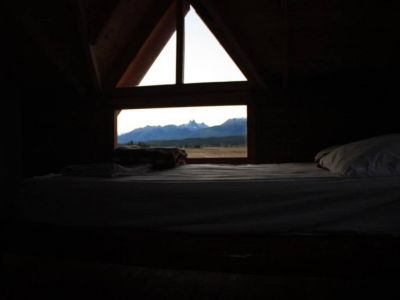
[185,146,247,158]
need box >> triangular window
[120,4,247,87]
[184,7,246,83]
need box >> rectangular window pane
[117,106,247,158]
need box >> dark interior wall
[14,43,111,177]
[1,11,23,220]
[211,0,400,162]
[1,12,22,188]
[284,0,399,160]
[3,0,400,178]
[275,0,399,162]
[3,1,114,177]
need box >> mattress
[13,163,400,236]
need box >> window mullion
[176,0,185,84]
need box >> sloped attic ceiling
[4,0,100,97]
[86,0,175,89]
[84,0,268,90]
[81,0,398,94]
[80,0,120,45]
[199,0,399,91]
[5,0,398,99]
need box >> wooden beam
[114,81,256,96]
[75,0,102,94]
[103,0,174,90]
[246,101,256,163]
[191,0,267,88]
[111,82,265,109]
[176,0,185,84]
[117,1,177,87]
[114,96,249,110]
[80,0,120,45]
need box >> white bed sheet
[14,163,400,236]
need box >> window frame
[112,0,263,164]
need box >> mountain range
[118,118,246,144]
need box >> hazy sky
[118,7,247,135]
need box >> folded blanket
[113,147,187,169]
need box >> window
[129,4,246,87]
[113,0,262,162]
[117,105,247,159]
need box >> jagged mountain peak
[118,118,246,144]
[182,120,208,129]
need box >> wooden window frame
[113,0,265,164]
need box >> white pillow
[315,134,400,176]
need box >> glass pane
[138,32,177,86]
[184,7,247,83]
[117,105,247,158]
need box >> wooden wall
[3,1,113,177]
[2,0,399,178]
[209,0,399,162]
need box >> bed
[4,135,400,277]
